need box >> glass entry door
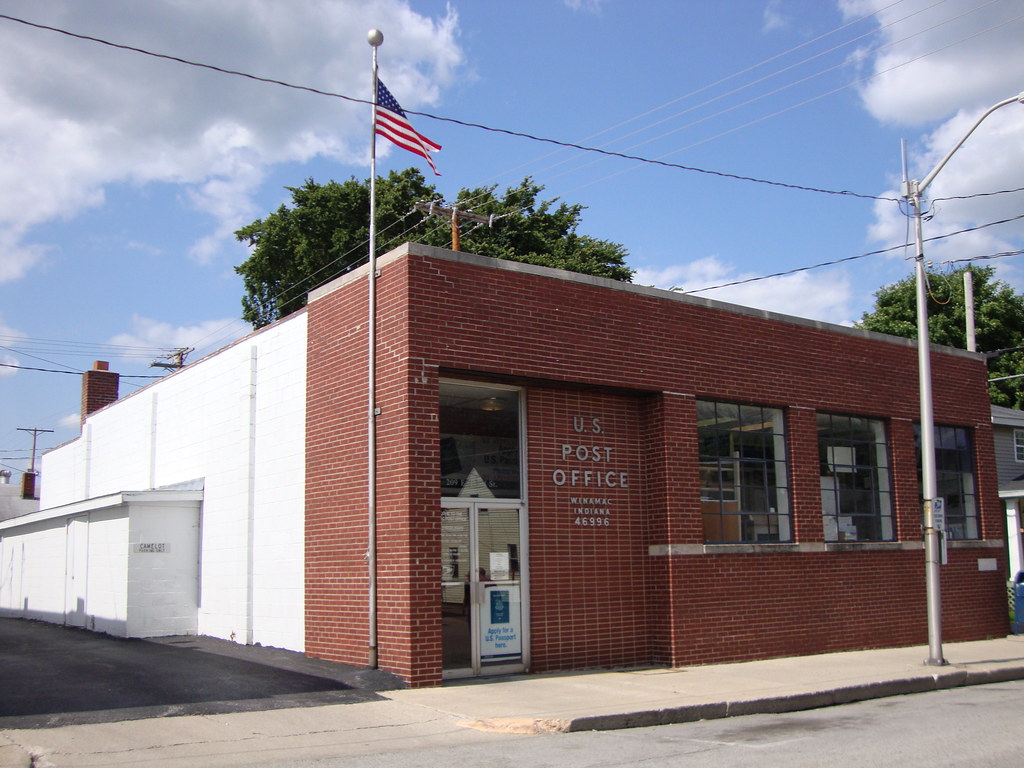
[441,500,527,678]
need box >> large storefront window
[440,382,521,499]
[817,413,893,542]
[698,400,791,543]
[915,424,979,540]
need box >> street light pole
[902,90,1024,667]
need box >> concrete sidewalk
[3,636,1024,768]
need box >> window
[440,382,521,499]
[1014,429,1024,462]
[914,424,979,540]
[698,400,791,543]
[817,413,893,542]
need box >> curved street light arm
[917,92,1024,196]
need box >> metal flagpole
[366,27,383,670]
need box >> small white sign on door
[489,552,510,581]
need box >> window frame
[816,412,893,542]
[697,399,791,544]
[914,423,979,541]
[1014,429,1024,463]
[439,380,524,500]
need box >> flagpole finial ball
[368,29,384,47]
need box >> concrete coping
[649,539,1002,556]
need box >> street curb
[464,664,1024,734]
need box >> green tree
[235,170,632,328]
[434,178,633,282]
[856,265,1024,407]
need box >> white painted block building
[0,312,308,651]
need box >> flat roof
[309,242,981,360]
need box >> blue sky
[1,0,1023,476]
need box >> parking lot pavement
[0,618,402,729]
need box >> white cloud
[840,0,1024,284]
[57,413,81,430]
[0,232,48,284]
[840,0,1024,125]
[0,351,17,378]
[763,0,789,33]
[636,256,856,325]
[0,0,462,282]
[564,0,608,13]
[108,314,251,362]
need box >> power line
[674,245,902,295]
[0,362,162,378]
[0,11,897,204]
[933,185,1024,202]
[0,334,170,352]
[478,0,921,187]
[433,3,1022,202]
[557,1,989,174]
[0,344,82,374]
[0,363,80,375]
[941,249,1024,264]
[3,7,1021,333]
[679,210,1024,294]
[0,13,369,106]
[555,3,1024,197]
[7,3,1020,323]
[1,7,1018,213]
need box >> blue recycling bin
[1014,572,1024,635]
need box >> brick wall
[81,361,119,423]
[305,275,373,667]
[525,388,649,671]
[305,246,1006,685]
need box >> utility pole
[414,201,493,251]
[150,347,193,371]
[16,427,53,474]
[902,89,1024,667]
[964,270,977,353]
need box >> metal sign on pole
[933,497,947,566]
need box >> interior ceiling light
[480,397,505,411]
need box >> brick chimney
[21,471,37,500]
[81,360,119,424]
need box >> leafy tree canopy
[856,265,1024,407]
[235,169,632,328]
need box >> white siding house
[992,404,1024,578]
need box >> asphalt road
[0,618,401,728]
[266,680,1024,768]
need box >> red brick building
[304,242,1006,687]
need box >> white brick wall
[128,503,199,636]
[83,510,129,634]
[0,516,66,621]
[1,495,200,637]
[35,313,307,650]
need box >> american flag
[375,79,441,175]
